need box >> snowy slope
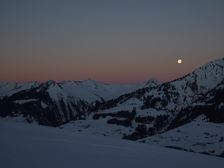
[60,107,169,139]
[87,58,224,140]
[58,79,157,103]
[97,58,224,112]
[0,120,224,168]
[0,81,39,98]
[61,118,134,139]
[0,79,158,126]
[141,115,224,157]
[144,58,224,111]
[168,80,224,130]
[57,79,159,103]
[0,79,157,103]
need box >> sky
[0,0,224,84]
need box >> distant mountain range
[0,57,224,157]
[0,78,158,125]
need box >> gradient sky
[0,0,224,83]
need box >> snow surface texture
[61,107,168,139]
[61,117,133,139]
[142,116,224,157]
[60,115,224,157]
[0,120,224,168]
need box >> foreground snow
[0,120,224,168]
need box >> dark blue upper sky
[0,0,224,83]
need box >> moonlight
[177,59,183,64]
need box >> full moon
[177,59,183,64]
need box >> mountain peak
[43,80,57,87]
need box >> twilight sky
[0,0,224,83]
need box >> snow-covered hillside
[1,120,223,168]
[0,79,157,126]
[141,115,224,157]
[89,58,224,140]
[0,79,157,103]
[60,107,169,139]
[0,81,39,98]
[97,58,224,112]
[58,79,157,103]
[60,113,224,157]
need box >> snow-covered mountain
[0,81,39,98]
[0,79,157,126]
[57,79,158,103]
[97,58,224,112]
[168,78,224,130]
